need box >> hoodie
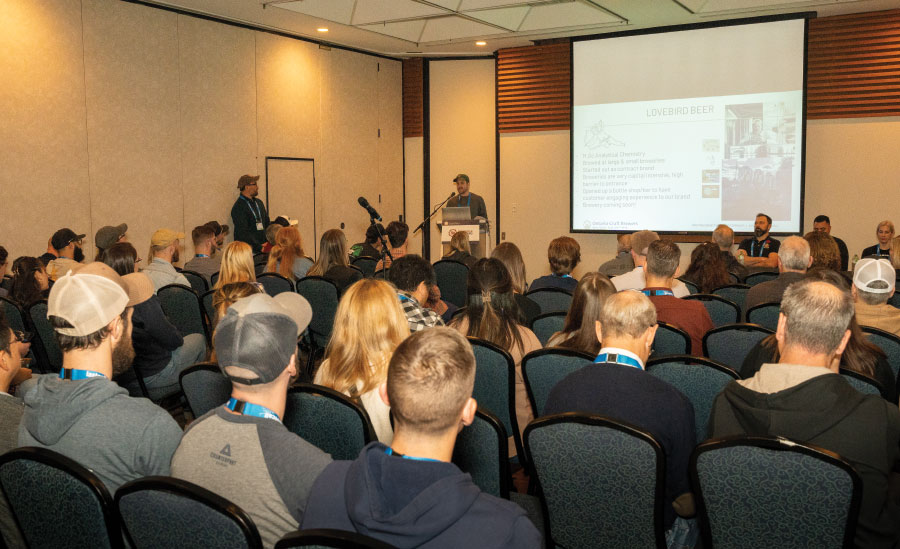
[301,442,541,549]
[18,375,183,492]
[710,365,900,548]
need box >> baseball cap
[215,293,313,385]
[853,258,895,294]
[51,228,86,251]
[238,174,260,190]
[121,272,154,306]
[151,229,185,248]
[48,262,138,336]
[454,174,469,183]
[95,223,128,251]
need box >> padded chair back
[433,259,469,308]
[530,312,566,346]
[452,408,510,499]
[0,447,122,549]
[861,326,900,379]
[468,338,523,460]
[28,300,62,373]
[179,362,231,418]
[524,414,666,549]
[181,269,209,294]
[210,271,220,287]
[746,302,781,331]
[254,254,269,277]
[0,297,26,333]
[351,256,378,278]
[839,368,885,398]
[524,288,573,315]
[201,289,217,328]
[691,436,861,549]
[683,294,740,327]
[373,268,389,280]
[703,323,774,371]
[116,476,262,549]
[744,271,779,287]
[712,284,750,313]
[646,355,739,443]
[521,348,595,417]
[283,384,377,461]
[157,284,209,343]
[652,321,690,358]
[678,277,699,295]
[295,277,340,349]
[257,272,295,296]
[275,529,396,549]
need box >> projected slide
[571,17,807,234]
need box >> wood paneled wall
[403,58,424,137]
[496,42,571,133]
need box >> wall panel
[378,60,406,229]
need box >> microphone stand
[413,192,455,235]
[370,217,392,279]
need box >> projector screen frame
[568,12,814,237]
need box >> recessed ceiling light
[475,41,487,46]
[317,28,329,33]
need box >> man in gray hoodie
[18,262,183,492]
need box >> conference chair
[746,302,781,331]
[468,338,525,464]
[0,296,26,333]
[351,256,378,278]
[524,287,573,315]
[839,368,885,399]
[683,294,741,327]
[743,271,779,287]
[27,300,62,373]
[691,435,861,549]
[521,348,595,417]
[712,284,751,314]
[702,323,773,371]
[524,414,667,549]
[294,276,340,375]
[646,355,739,443]
[180,269,209,294]
[275,530,396,549]
[210,271,220,287]
[157,284,211,345]
[372,267,390,280]
[253,253,268,277]
[201,289,217,328]
[652,321,690,358]
[116,476,262,549]
[433,259,469,308]
[0,447,123,549]
[283,384,377,461]
[452,407,511,499]
[677,277,699,295]
[257,272,295,296]
[529,311,567,346]
[860,326,900,379]
[179,362,231,418]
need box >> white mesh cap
[48,272,129,336]
[853,258,895,294]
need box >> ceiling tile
[464,6,530,30]
[274,0,355,24]
[352,0,450,25]
[519,2,622,31]
[428,0,465,9]
[357,19,427,42]
[459,0,538,9]
[419,15,507,42]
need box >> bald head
[712,224,734,251]
[779,236,811,272]
[780,279,853,356]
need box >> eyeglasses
[13,330,33,344]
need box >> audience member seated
[204,220,229,258]
[100,242,140,276]
[812,214,849,270]
[120,272,206,400]
[745,235,811,312]
[740,269,896,401]
[861,220,894,259]
[18,263,182,492]
[349,223,386,260]
[892,236,900,272]
[266,226,313,282]
[184,225,222,283]
[388,255,444,332]
[450,258,541,449]
[643,240,713,356]
[530,236,580,293]
[94,223,128,262]
[9,257,50,309]
[171,293,330,548]
[0,315,27,548]
[545,290,696,535]
[0,246,7,299]
[682,241,732,293]
[212,282,264,331]
[375,221,410,271]
[547,271,616,356]
[308,229,363,294]
[852,258,900,337]
[261,220,284,254]
[613,230,690,297]
[142,229,190,292]
[38,237,57,267]
[314,279,410,444]
[213,241,262,300]
[710,278,900,548]
[735,213,780,269]
[491,242,540,325]
[46,228,86,281]
[712,224,749,280]
[301,328,541,548]
[423,283,458,324]
[442,231,477,268]
[804,230,841,272]
[598,233,635,277]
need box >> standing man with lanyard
[453,174,488,220]
[231,174,270,254]
[736,212,781,269]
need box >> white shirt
[596,346,645,370]
[612,266,690,298]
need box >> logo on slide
[584,120,625,149]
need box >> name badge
[256,223,264,230]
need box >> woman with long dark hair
[307,229,362,293]
[10,257,49,309]
[547,272,616,356]
[682,241,731,293]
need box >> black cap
[51,228,86,251]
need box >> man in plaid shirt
[389,255,444,332]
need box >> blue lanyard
[595,353,642,370]
[752,239,768,257]
[398,294,411,303]
[240,195,261,223]
[641,289,674,297]
[385,447,440,462]
[195,254,209,258]
[60,368,106,380]
[875,246,889,256]
[553,273,573,279]
[226,398,281,422]
[457,195,471,207]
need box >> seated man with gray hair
[710,278,900,548]
[712,224,748,280]
[612,230,690,297]
[598,233,634,277]
[744,235,811,312]
[852,258,900,337]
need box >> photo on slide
[721,102,797,222]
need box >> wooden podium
[440,218,490,258]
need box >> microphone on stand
[358,196,382,221]
[414,192,456,234]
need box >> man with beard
[736,213,781,269]
[184,225,221,284]
[142,228,190,293]
[231,174,270,253]
[46,228,86,280]
[17,262,183,492]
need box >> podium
[440,218,491,259]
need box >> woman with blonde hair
[307,229,362,293]
[491,241,540,324]
[266,226,313,282]
[213,242,261,320]
[861,220,894,259]
[890,236,900,270]
[442,231,476,268]
[314,279,410,443]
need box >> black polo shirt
[738,235,781,257]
